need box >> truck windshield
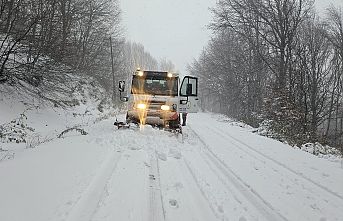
[131,76,178,96]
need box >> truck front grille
[148,101,166,110]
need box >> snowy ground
[1,108,343,221]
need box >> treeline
[189,0,343,150]
[122,41,176,79]
[0,0,122,91]
[0,0,175,102]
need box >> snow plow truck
[116,69,199,131]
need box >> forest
[189,0,343,152]
[0,0,174,104]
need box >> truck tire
[168,118,181,129]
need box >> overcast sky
[119,0,343,74]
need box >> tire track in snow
[148,151,166,221]
[182,158,228,220]
[65,150,122,221]
[188,126,288,221]
[130,127,218,221]
[207,124,343,201]
[144,129,168,221]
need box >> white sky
[315,0,343,14]
[119,0,343,74]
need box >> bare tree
[193,0,343,148]
[324,6,343,151]
[212,0,313,90]
[0,0,124,108]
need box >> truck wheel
[168,119,180,129]
[126,113,138,124]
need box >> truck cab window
[131,75,178,96]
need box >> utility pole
[110,36,116,104]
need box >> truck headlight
[137,103,147,110]
[161,105,170,111]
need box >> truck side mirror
[119,81,125,92]
[118,81,128,102]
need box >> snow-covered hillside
[1,98,342,221]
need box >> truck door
[179,76,199,113]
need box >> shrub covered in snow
[0,113,34,144]
[300,143,341,158]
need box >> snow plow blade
[114,121,130,129]
[114,121,182,134]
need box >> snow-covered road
[1,113,342,221]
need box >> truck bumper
[127,110,179,126]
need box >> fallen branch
[58,127,88,138]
